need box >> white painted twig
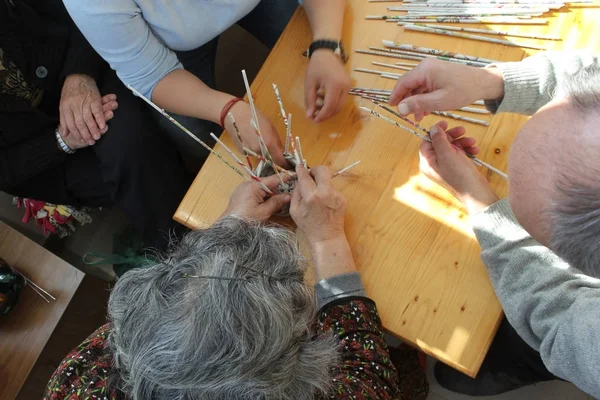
[432,110,490,126]
[332,160,362,177]
[373,61,413,71]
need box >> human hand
[60,74,118,146]
[224,101,287,166]
[389,58,504,121]
[420,121,499,214]
[305,50,351,123]
[290,165,347,246]
[222,175,292,221]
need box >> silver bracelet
[55,128,76,154]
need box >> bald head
[508,65,600,276]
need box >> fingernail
[398,102,410,116]
[430,125,439,136]
[108,112,113,118]
[93,135,100,140]
[89,141,95,146]
[102,126,108,134]
[283,194,291,202]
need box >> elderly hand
[224,101,287,166]
[420,121,499,214]
[60,74,118,146]
[222,175,292,221]
[305,51,351,123]
[290,165,347,246]
[389,58,504,121]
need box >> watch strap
[55,128,76,154]
[305,40,348,64]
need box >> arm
[302,0,351,123]
[471,199,600,398]
[0,105,66,189]
[485,51,600,115]
[316,298,403,399]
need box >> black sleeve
[60,20,106,83]
[0,107,67,190]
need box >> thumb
[429,125,455,163]
[260,193,291,215]
[397,92,442,117]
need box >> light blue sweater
[63,0,261,98]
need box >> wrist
[54,128,76,154]
[207,90,237,124]
[460,190,499,215]
[476,66,504,101]
[308,232,347,252]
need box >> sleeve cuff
[314,272,367,310]
[484,62,543,115]
[471,198,531,248]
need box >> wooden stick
[332,160,362,177]
[382,41,499,63]
[272,84,290,153]
[359,106,507,179]
[407,23,562,40]
[432,110,490,126]
[403,24,547,50]
[228,113,253,170]
[242,70,285,186]
[295,136,306,167]
[355,67,403,79]
[369,46,489,67]
[458,106,491,114]
[128,85,247,180]
[210,133,274,195]
[373,61,413,71]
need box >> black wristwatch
[304,40,348,64]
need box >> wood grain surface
[0,222,84,399]
[175,2,600,377]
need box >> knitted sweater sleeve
[471,199,600,398]
[484,51,600,115]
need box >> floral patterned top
[44,298,428,400]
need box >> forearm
[485,50,600,115]
[303,0,345,40]
[151,69,235,124]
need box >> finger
[305,77,319,119]
[74,113,95,145]
[310,165,332,187]
[465,146,480,156]
[101,94,117,104]
[91,100,107,133]
[295,164,316,197]
[259,193,292,217]
[102,101,118,113]
[290,183,302,218]
[389,68,425,106]
[104,110,114,122]
[445,126,466,140]
[261,173,290,192]
[64,110,84,144]
[335,90,348,115]
[453,136,477,149]
[397,91,446,119]
[435,120,449,132]
[314,87,341,123]
[429,124,456,163]
[82,104,101,141]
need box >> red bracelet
[219,97,244,128]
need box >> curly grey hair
[107,217,338,400]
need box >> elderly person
[44,165,429,400]
[1,0,192,250]
[389,52,600,397]
[63,0,351,168]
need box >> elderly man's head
[508,63,600,275]
[107,217,338,400]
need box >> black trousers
[8,70,194,251]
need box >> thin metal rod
[128,85,247,180]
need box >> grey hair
[548,62,600,276]
[107,216,338,400]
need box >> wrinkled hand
[224,101,287,166]
[305,51,351,123]
[290,165,347,245]
[389,58,504,121]
[420,121,499,214]
[60,74,118,146]
[222,175,292,221]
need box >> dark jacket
[0,0,106,191]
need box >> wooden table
[0,222,84,399]
[175,3,600,377]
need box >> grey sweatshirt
[479,51,600,398]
